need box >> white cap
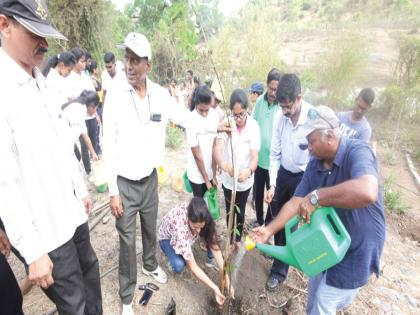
[117,32,152,60]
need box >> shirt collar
[0,48,34,87]
[125,77,153,97]
[332,136,347,167]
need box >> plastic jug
[246,207,351,276]
[91,161,108,193]
[203,187,220,220]
[157,166,169,186]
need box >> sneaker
[121,303,134,315]
[142,265,167,284]
[205,256,219,271]
[250,219,260,229]
[265,274,284,291]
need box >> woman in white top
[67,48,95,99]
[43,52,76,109]
[214,89,260,250]
[186,85,219,198]
[62,90,100,174]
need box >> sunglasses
[307,108,336,129]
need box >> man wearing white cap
[103,32,225,314]
[254,105,385,314]
[0,1,102,314]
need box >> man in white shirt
[103,32,215,315]
[0,1,102,314]
[102,51,126,102]
[264,74,314,291]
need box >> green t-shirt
[252,93,279,170]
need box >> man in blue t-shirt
[253,105,385,314]
[338,88,374,143]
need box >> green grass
[165,126,184,149]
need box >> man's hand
[92,153,99,162]
[252,225,272,244]
[0,229,11,258]
[222,162,234,177]
[205,180,213,190]
[28,254,54,289]
[214,287,226,305]
[265,186,275,203]
[212,176,218,187]
[298,194,316,224]
[238,168,251,182]
[110,195,124,218]
[82,196,93,215]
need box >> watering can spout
[245,236,299,268]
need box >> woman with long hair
[214,89,260,250]
[158,197,234,305]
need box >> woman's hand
[224,274,235,299]
[238,168,251,182]
[222,162,234,177]
[214,287,226,305]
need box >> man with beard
[0,1,102,314]
[338,88,374,143]
[264,73,314,290]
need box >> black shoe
[265,274,283,291]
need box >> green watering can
[246,207,351,277]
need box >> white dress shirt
[217,115,261,192]
[101,69,127,92]
[103,78,216,196]
[269,100,314,187]
[0,49,88,264]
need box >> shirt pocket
[292,136,309,166]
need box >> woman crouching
[158,197,234,305]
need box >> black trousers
[80,119,99,174]
[222,185,251,243]
[266,166,303,280]
[253,166,270,225]
[0,219,24,315]
[44,222,103,315]
[189,180,208,198]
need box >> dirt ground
[10,134,419,315]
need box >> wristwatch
[309,190,320,208]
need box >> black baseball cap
[0,0,66,40]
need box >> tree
[47,0,130,66]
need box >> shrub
[165,126,184,149]
[383,175,409,214]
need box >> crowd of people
[0,1,385,315]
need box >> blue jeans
[159,240,213,273]
[159,240,186,273]
[307,272,359,315]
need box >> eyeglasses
[231,111,247,120]
[307,108,336,129]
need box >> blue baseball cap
[249,81,264,94]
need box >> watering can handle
[285,215,300,241]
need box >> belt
[280,165,304,177]
[118,168,156,184]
